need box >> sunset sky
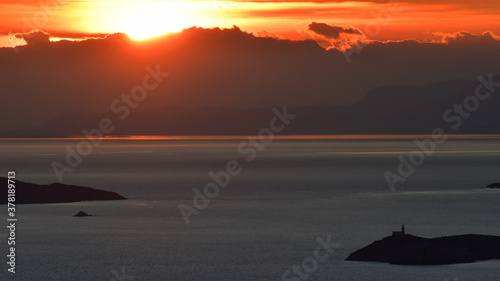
[1,0,500,48]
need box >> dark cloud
[307,22,364,51]
[14,30,50,46]
[308,22,362,39]
[1,26,500,132]
[441,31,500,45]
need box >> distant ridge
[2,77,500,137]
[2,26,500,133]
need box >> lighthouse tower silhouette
[392,225,405,236]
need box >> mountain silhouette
[2,76,499,137]
[1,26,500,132]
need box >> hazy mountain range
[2,76,499,137]
[1,26,500,136]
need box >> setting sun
[104,1,230,40]
[118,12,190,40]
[110,2,197,40]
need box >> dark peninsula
[347,227,500,265]
[483,183,500,189]
[1,177,126,204]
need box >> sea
[0,136,499,281]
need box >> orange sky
[1,0,500,47]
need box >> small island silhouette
[73,211,92,217]
[1,177,126,204]
[346,225,500,265]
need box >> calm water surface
[0,137,499,280]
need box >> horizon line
[2,134,500,141]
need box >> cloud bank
[308,22,362,39]
[1,26,499,132]
[13,30,51,46]
[308,22,365,50]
